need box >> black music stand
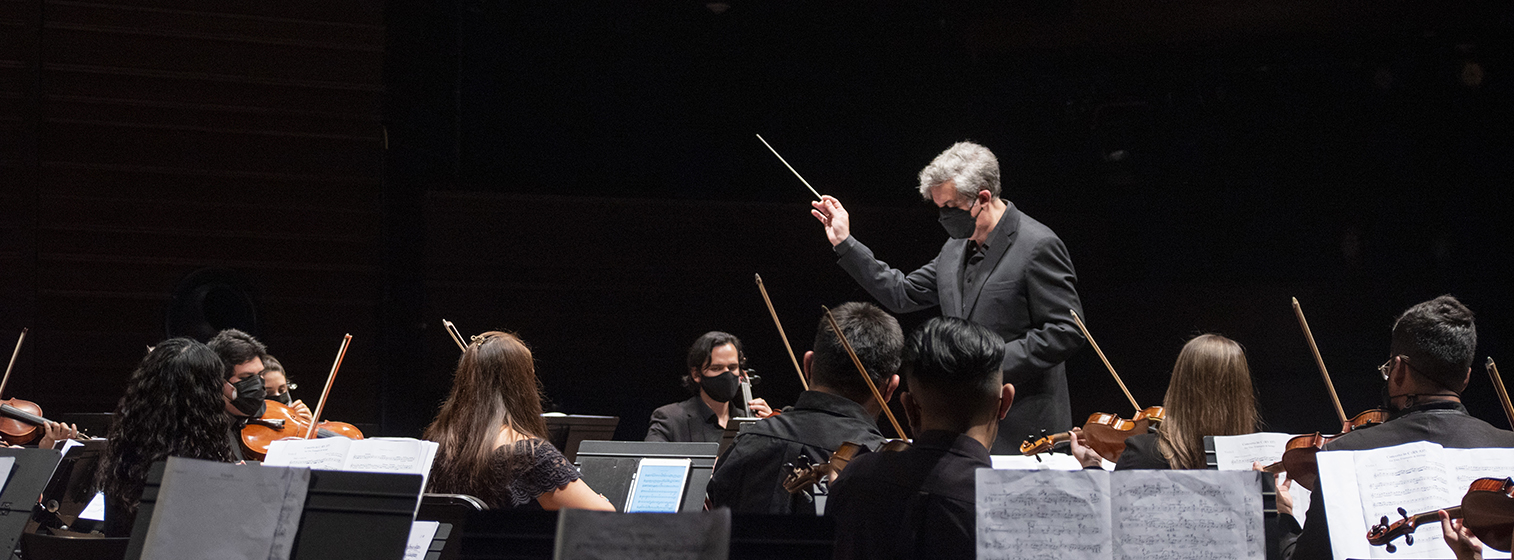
[30,439,109,534]
[0,448,65,554]
[716,417,760,459]
[574,441,718,513]
[540,415,618,463]
[126,463,423,560]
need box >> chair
[415,493,487,560]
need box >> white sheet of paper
[263,438,354,470]
[1112,470,1265,560]
[141,458,311,560]
[976,468,1112,560]
[1318,442,1514,559]
[79,491,107,521]
[403,520,441,560]
[990,454,1086,471]
[0,456,15,495]
[1212,433,1296,471]
[342,438,434,474]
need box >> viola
[240,399,364,460]
[1367,477,1514,553]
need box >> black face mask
[268,391,292,406]
[230,376,267,417]
[699,371,740,403]
[938,200,977,239]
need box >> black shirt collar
[911,429,993,462]
[1388,399,1466,421]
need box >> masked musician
[1069,333,1261,470]
[260,355,312,422]
[1288,295,1514,560]
[207,329,270,460]
[810,141,1083,453]
[644,331,773,443]
[425,332,614,510]
[828,316,1015,559]
[705,302,904,514]
[96,339,236,536]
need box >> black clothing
[1114,432,1172,470]
[835,203,1085,452]
[705,391,886,514]
[827,430,991,560]
[428,438,581,510]
[645,395,725,443]
[1288,401,1514,560]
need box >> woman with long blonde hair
[424,331,613,510]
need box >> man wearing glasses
[1286,295,1514,560]
[645,331,773,443]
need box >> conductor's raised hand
[810,195,850,247]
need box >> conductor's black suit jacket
[834,202,1084,452]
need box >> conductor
[810,141,1084,452]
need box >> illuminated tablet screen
[624,458,691,513]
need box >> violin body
[1021,408,1162,462]
[1266,408,1388,492]
[0,398,45,445]
[782,439,911,495]
[240,400,364,460]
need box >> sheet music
[141,457,310,560]
[342,438,436,474]
[263,438,353,470]
[991,454,1098,471]
[1211,433,1295,470]
[625,458,691,513]
[1111,470,1265,560]
[403,521,441,560]
[976,468,1112,560]
[554,508,730,560]
[0,456,14,495]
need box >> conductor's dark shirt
[827,430,991,560]
[645,395,725,443]
[705,390,886,514]
[1287,401,1514,560]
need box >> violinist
[1069,334,1260,470]
[94,339,236,536]
[424,332,613,511]
[260,355,312,422]
[828,316,1015,560]
[705,302,904,514]
[207,329,270,460]
[810,141,1084,452]
[1289,296,1514,560]
[644,331,773,443]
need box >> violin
[240,400,364,460]
[0,328,90,446]
[1021,311,1159,463]
[1367,477,1514,553]
[782,438,912,496]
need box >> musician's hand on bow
[810,195,851,247]
[1440,509,1483,560]
[1068,429,1104,468]
[747,398,775,418]
[38,421,78,450]
[289,399,313,422]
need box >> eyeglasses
[1379,356,1409,380]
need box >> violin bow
[1068,310,1142,414]
[304,334,353,439]
[755,274,808,391]
[0,328,25,400]
[442,319,467,352]
[1487,358,1514,430]
[822,305,906,439]
[1292,298,1349,427]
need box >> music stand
[29,439,109,534]
[540,414,618,463]
[0,448,65,554]
[716,417,760,458]
[574,441,718,513]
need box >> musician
[705,302,904,514]
[95,339,236,536]
[810,141,1083,452]
[1441,510,1485,560]
[1069,334,1260,469]
[827,316,1015,559]
[644,331,773,443]
[260,355,312,422]
[425,331,614,511]
[1289,295,1514,560]
[207,329,270,460]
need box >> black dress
[428,438,582,510]
[1114,432,1173,470]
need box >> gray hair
[916,141,1001,200]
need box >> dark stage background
[3,0,1512,443]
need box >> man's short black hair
[901,317,1005,410]
[810,302,903,400]
[206,329,269,379]
[1390,295,1476,392]
[682,331,744,392]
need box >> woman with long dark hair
[424,332,613,510]
[95,338,236,536]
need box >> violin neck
[1411,505,1461,527]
